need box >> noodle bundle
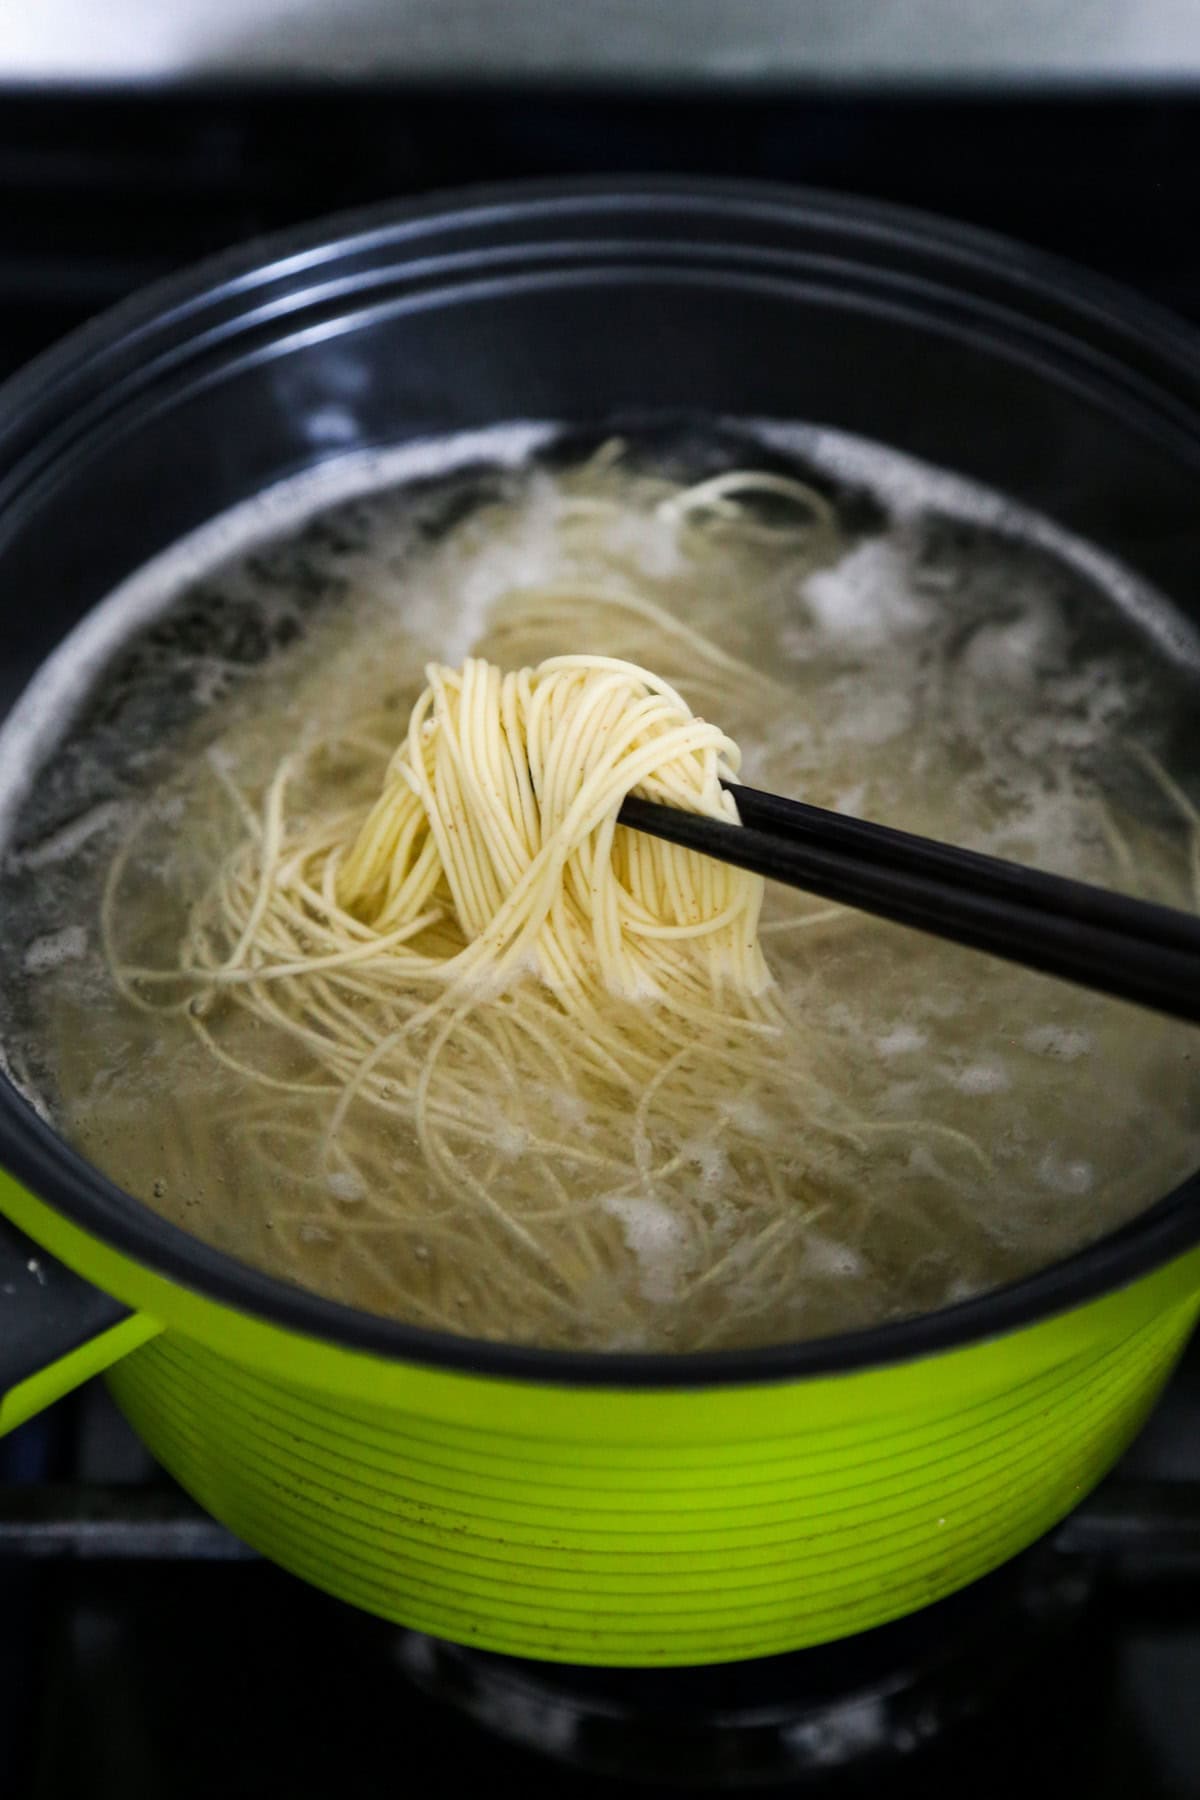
[105,648,861,1345]
[334,655,768,1003]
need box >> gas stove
[1,80,1199,1799]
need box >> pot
[0,179,1198,1667]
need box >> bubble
[24,924,88,976]
[545,1088,588,1128]
[803,1232,865,1280]
[961,612,1055,689]
[299,1223,335,1245]
[827,689,914,747]
[720,1096,771,1139]
[327,1169,366,1204]
[802,539,933,650]
[1023,1024,1092,1062]
[876,1025,927,1057]
[951,1063,1010,1096]
[493,1121,528,1159]
[688,1142,730,1188]
[9,801,126,873]
[600,1194,692,1304]
[1037,1154,1095,1196]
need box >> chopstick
[617,782,1200,1025]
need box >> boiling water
[1,421,1198,1351]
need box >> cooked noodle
[28,446,1199,1351]
[103,637,889,1342]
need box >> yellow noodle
[65,457,1200,1353]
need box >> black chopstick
[617,783,1200,1026]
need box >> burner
[394,1545,1094,1787]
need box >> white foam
[493,1119,529,1159]
[1037,1153,1095,1196]
[0,422,557,857]
[684,1140,730,1188]
[831,782,869,817]
[417,469,568,664]
[604,507,686,581]
[600,1193,692,1304]
[951,1062,1010,1096]
[978,783,1096,873]
[961,612,1055,688]
[7,799,127,872]
[802,1232,865,1280]
[23,924,88,976]
[827,689,914,747]
[1023,1024,1093,1062]
[801,538,932,650]
[4,409,1195,877]
[752,417,1200,674]
[543,1086,588,1129]
[327,1169,366,1203]
[719,1095,772,1139]
[876,1025,927,1057]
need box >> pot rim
[2,173,1199,1390]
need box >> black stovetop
[2,1364,1200,1799]
[1,83,1199,1800]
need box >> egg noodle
[96,472,931,1345]
[72,454,1200,1349]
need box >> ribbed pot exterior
[107,1283,1199,1665]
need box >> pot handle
[0,1213,160,1437]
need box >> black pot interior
[3,184,1200,675]
[1,179,1199,1383]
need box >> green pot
[1,180,1198,1666]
